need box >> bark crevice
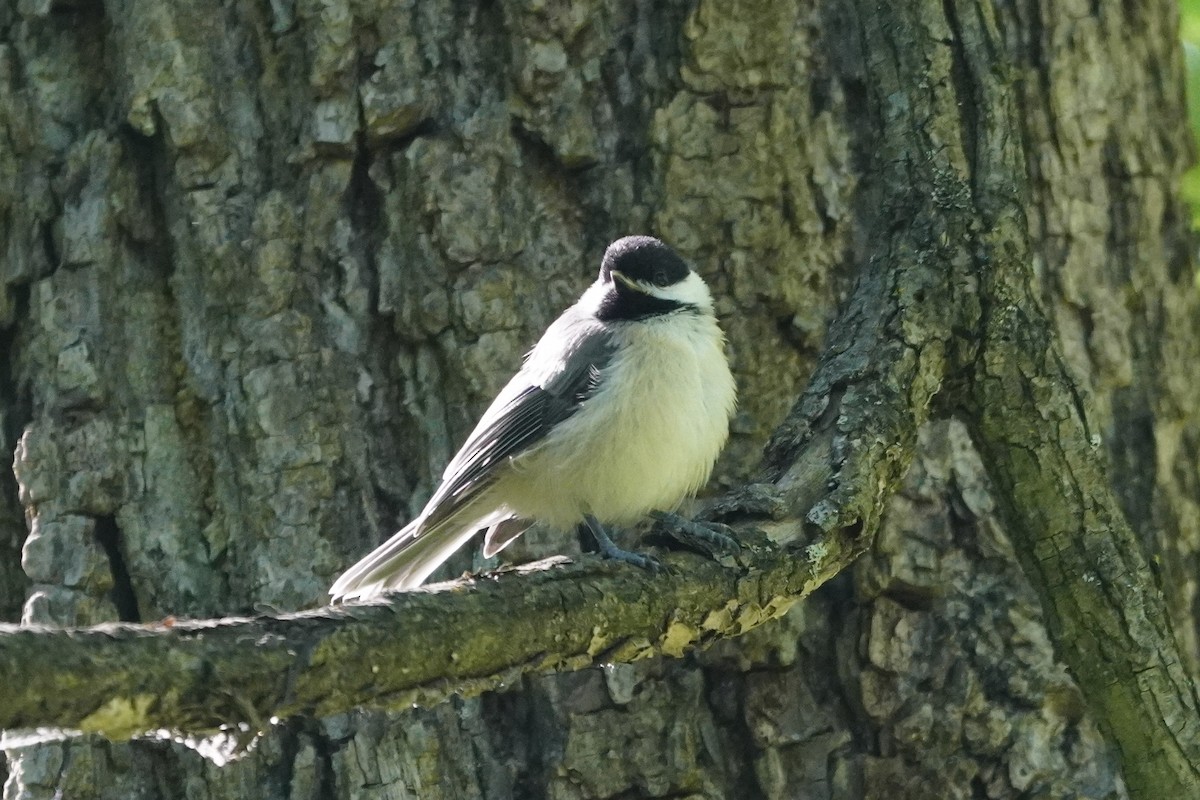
[92,514,142,623]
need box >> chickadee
[329,236,737,601]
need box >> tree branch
[897,1,1200,795]
[0,526,863,739]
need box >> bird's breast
[501,313,736,528]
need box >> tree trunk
[1,1,1197,799]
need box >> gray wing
[418,319,615,531]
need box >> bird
[329,235,737,601]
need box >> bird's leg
[649,511,741,559]
[581,514,663,573]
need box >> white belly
[496,314,736,529]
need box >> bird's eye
[652,269,669,286]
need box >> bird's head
[596,236,713,320]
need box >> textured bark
[0,537,846,738]
[2,1,1198,800]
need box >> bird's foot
[582,514,664,575]
[650,511,742,561]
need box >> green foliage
[1179,1,1200,228]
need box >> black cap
[599,236,690,288]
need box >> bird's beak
[609,270,639,291]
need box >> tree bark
[0,537,845,738]
[2,1,1198,799]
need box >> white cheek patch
[645,272,713,310]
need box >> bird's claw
[650,511,742,561]
[583,513,667,576]
[599,544,667,575]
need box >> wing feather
[418,319,614,530]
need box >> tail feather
[482,517,533,558]
[329,512,507,601]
